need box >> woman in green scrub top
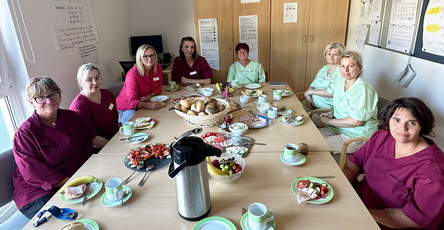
[318,51,379,154]
[303,42,345,111]
[227,43,266,84]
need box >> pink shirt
[13,109,94,209]
[349,130,444,229]
[69,89,119,140]
[116,63,163,110]
[172,56,213,83]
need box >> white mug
[273,90,282,101]
[268,107,277,119]
[248,202,274,230]
[119,121,134,135]
[105,178,124,203]
[240,95,250,104]
[258,94,267,104]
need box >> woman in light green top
[303,42,345,111]
[227,43,266,84]
[318,51,379,153]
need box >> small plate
[127,132,149,143]
[100,185,132,207]
[74,219,99,230]
[250,115,270,128]
[185,85,202,91]
[240,212,276,230]
[281,90,293,97]
[277,108,293,116]
[192,216,236,230]
[135,117,151,123]
[280,153,306,166]
[124,144,172,171]
[291,177,334,204]
[150,95,169,102]
[60,179,103,204]
[244,83,261,89]
[242,89,262,97]
[278,116,304,126]
[134,120,155,130]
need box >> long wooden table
[23,83,379,229]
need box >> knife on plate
[81,183,90,206]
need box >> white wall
[346,1,444,148]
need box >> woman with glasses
[227,43,266,84]
[318,51,379,153]
[172,36,213,85]
[69,63,119,152]
[13,77,94,219]
[116,44,163,123]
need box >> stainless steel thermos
[168,129,221,221]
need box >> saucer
[280,153,306,166]
[192,216,236,230]
[100,185,132,207]
[150,95,169,102]
[240,212,276,230]
[127,132,149,143]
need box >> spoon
[138,164,155,187]
[122,164,144,185]
[118,189,130,207]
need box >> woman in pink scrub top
[344,97,444,229]
[116,44,163,123]
[13,77,94,219]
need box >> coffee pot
[168,128,222,221]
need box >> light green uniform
[326,77,379,138]
[227,61,266,84]
[309,65,341,109]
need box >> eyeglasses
[237,50,248,54]
[85,76,102,82]
[34,91,60,104]
[143,54,156,60]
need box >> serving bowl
[198,87,214,96]
[229,122,248,136]
[257,102,270,113]
[207,153,245,183]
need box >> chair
[105,81,124,98]
[119,61,136,81]
[0,149,29,228]
[309,97,391,169]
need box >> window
[0,97,15,153]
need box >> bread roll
[179,99,192,109]
[187,110,197,116]
[196,101,205,112]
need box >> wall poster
[239,15,259,62]
[422,0,444,56]
[198,18,220,70]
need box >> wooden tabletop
[22,83,378,229]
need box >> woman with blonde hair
[116,44,163,123]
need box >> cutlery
[299,176,335,179]
[252,142,266,145]
[122,164,144,185]
[241,207,246,216]
[138,164,155,187]
[81,183,90,206]
[118,189,130,207]
[120,134,146,141]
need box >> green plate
[244,83,261,89]
[280,153,306,166]
[60,179,103,204]
[278,115,304,126]
[291,176,334,204]
[75,219,99,230]
[150,95,170,102]
[192,216,236,230]
[240,212,275,230]
[100,185,132,207]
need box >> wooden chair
[309,97,391,169]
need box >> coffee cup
[248,202,274,230]
[258,94,267,104]
[105,178,124,203]
[240,95,250,104]
[268,107,277,119]
[119,121,135,135]
[273,90,282,101]
[169,81,178,91]
[284,143,300,162]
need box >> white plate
[192,216,236,230]
[150,95,169,102]
[277,108,293,116]
[280,153,306,166]
[100,185,132,207]
[60,179,103,204]
[244,83,261,89]
[281,90,293,97]
[135,117,151,123]
[240,212,276,230]
[134,120,155,130]
[127,132,149,143]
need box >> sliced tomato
[297,180,309,189]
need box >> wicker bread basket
[175,97,230,127]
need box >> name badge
[153,77,160,81]
[190,71,197,76]
[109,103,114,110]
[247,69,253,72]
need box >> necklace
[52,122,56,126]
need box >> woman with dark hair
[343,97,444,229]
[116,44,163,123]
[13,77,94,219]
[171,36,213,85]
[226,43,266,84]
[69,63,119,152]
